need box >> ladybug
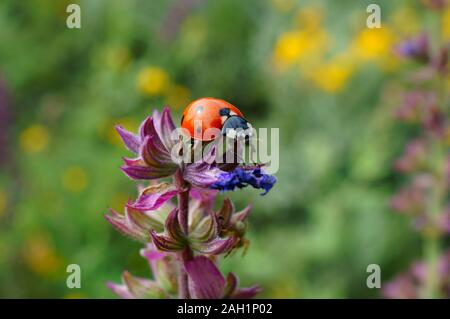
[181,97,253,142]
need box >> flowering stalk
[177,187,191,299]
[386,2,449,298]
[105,105,276,299]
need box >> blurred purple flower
[160,0,201,42]
[211,167,277,195]
[393,90,447,138]
[390,13,450,301]
[439,207,450,234]
[383,251,450,298]
[383,273,418,299]
[422,104,447,138]
[431,47,449,74]
[390,174,433,215]
[394,138,427,173]
[394,91,444,129]
[185,256,261,299]
[394,91,425,122]
[396,33,430,62]
[421,0,448,10]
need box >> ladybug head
[219,108,253,141]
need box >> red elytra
[181,97,244,141]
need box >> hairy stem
[177,187,192,299]
[178,188,190,235]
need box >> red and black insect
[181,97,253,142]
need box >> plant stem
[177,187,192,299]
[422,234,440,298]
[421,142,445,298]
[420,10,446,296]
[178,188,190,235]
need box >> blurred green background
[0,0,447,298]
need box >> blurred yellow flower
[272,5,329,71]
[273,28,329,70]
[137,66,170,96]
[23,233,62,276]
[295,6,324,31]
[165,84,191,109]
[352,27,395,61]
[62,166,89,193]
[270,0,295,12]
[19,124,49,154]
[0,190,6,217]
[309,59,354,93]
[274,31,308,65]
[442,7,450,40]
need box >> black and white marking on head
[221,115,253,140]
[219,108,230,117]
[219,108,230,125]
[219,107,240,125]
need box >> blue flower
[211,167,276,195]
